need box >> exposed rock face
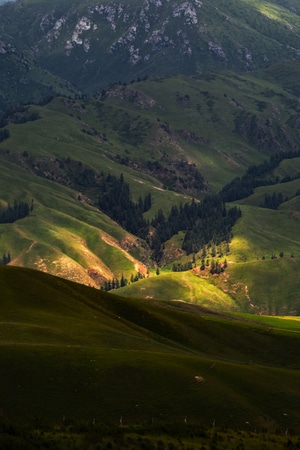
[0,41,8,54]
[179,129,210,145]
[30,0,300,79]
[43,0,204,62]
[104,85,156,109]
[235,112,298,153]
[1,0,300,101]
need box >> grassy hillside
[1,69,300,307]
[117,199,300,315]
[99,69,300,190]
[2,68,300,194]
[0,154,150,286]
[117,271,236,309]
[1,265,300,435]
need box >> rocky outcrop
[104,85,156,109]
[235,112,298,153]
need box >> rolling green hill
[1,69,300,313]
[1,265,300,435]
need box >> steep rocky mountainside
[0,0,300,110]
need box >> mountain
[1,0,300,442]
[0,0,300,113]
[1,0,300,315]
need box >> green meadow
[0,265,300,439]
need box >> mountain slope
[0,153,151,286]
[0,31,79,118]
[1,265,300,431]
[1,0,300,312]
[1,69,300,305]
[0,0,300,112]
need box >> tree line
[96,184,241,262]
[172,261,194,272]
[149,196,241,261]
[45,159,152,240]
[0,200,32,224]
[34,157,242,263]
[97,173,151,239]
[0,128,9,143]
[200,258,227,274]
[220,150,300,203]
[100,271,147,292]
[260,192,286,209]
[0,105,40,128]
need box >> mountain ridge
[1,0,300,114]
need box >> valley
[1,72,300,314]
[0,0,300,445]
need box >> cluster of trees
[221,150,300,202]
[182,201,241,255]
[0,128,9,143]
[52,159,152,240]
[172,258,228,275]
[100,274,129,291]
[0,252,11,265]
[262,252,287,260]
[100,271,146,291]
[8,110,40,124]
[35,157,241,264]
[260,192,287,209]
[97,174,151,239]
[0,200,32,224]
[200,258,227,274]
[149,196,241,260]
[0,106,40,127]
[172,261,194,272]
